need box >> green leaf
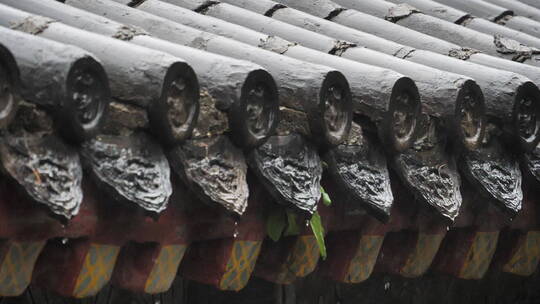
[284,210,300,236]
[320,186,332,206]
[266,209,286,242]
[309,211,327,260]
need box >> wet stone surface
[0,132,83,219]
[168,135,248,215]
[0,103,82,219]
[523,145,540,182]
[459,124,522,215]
[81,132,172,213]
[393,116,462,221]
[248,133,322,214]
[324,123,393,220]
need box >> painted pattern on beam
[344,235,384,283]
[72,244,120,298]
[219,241,262,291]
[0,241,46,296]
[288,235,321,278]
[145,245,187,294]
[266,235,322,284]
[503,231,540,276]
[400,233,446,278]
[459,232,499,279]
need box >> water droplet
[384,282,390,291]
[305,220,310,227]
[234,221,238,226]
[61,238,69,245]
[233,230,239,238]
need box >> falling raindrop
[384,282,390,291]
[234,221,238,226]
[61,238,69,245]
[233,230,239,238]
[305,220,310,227]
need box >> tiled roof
[0,0,539,302]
